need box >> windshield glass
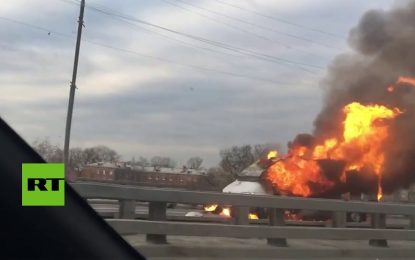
[3,0,415,259]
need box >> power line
[214,0,343,39]
[62,0,269,62]
[78,2,324,72]
[168,0,338,50]
[158,0,328,60]
[81,39,284,84]
[61,0,324,73]
[0,16,71,38]
[159,0,288,47]
[0,15,294,85]
[62,0,248,61]
[59,0,321,76]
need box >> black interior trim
[0,117,145,259]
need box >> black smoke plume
[268,1,415,198]
[313,1,415,194]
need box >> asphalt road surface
[88,200,415,259]
[89,201,410,227]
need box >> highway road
[86,201,415,259]
[89,201,227,221]
[89,200,410,227]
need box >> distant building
[78,162,209,189]
[79,162,120,182]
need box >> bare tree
[69,148,86,172]
[129,156,149,168]
[150,156,176,169]
[187,156,203,169]
[137,156,149,167]
[205,166,235,191]
[32,138,121,173]
[150,156,165,167]
[219,145,255,177]
[32,138,63,163]
[83,145,120,164]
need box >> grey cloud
[0,0,396,166]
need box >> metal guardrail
[72,182,415,247]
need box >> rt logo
[22,163,65,206]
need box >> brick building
[78,163,208,189]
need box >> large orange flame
[265,102,401,198]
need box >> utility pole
[63,0,85,176]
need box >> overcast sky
[0,0,397,167]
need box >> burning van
[203,162,271,219]
[205,150,370,222]
[220,161,273,219]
